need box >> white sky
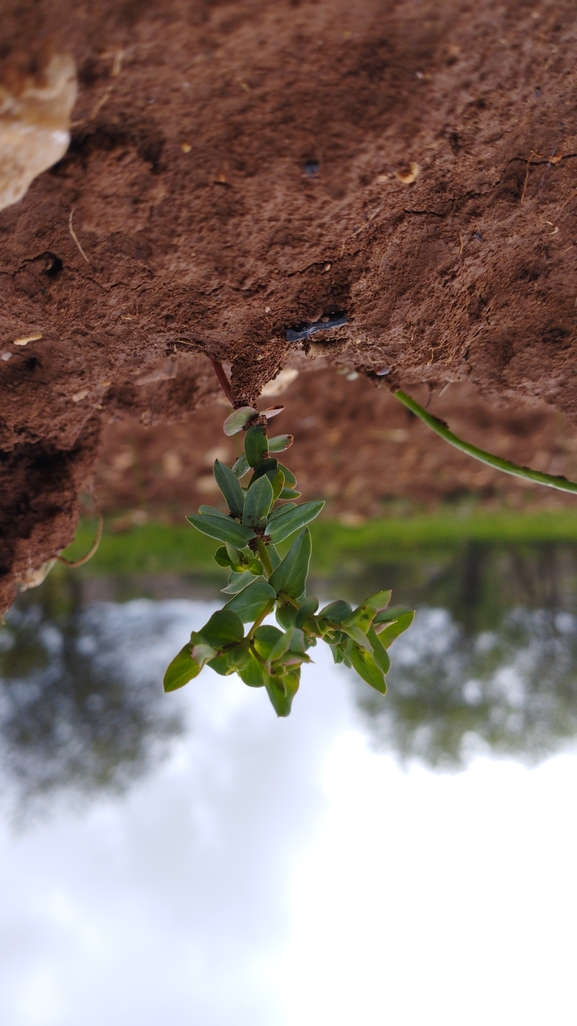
[0,600,575,1026]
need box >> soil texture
[1,0,576,608]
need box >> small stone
[395,162,420,185]
[0,54,77,213]
[13,332,42,346]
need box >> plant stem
[256,538,274,577]
[394,389,577,495]
[248,599,275,639]
[209,357,235,406]
[57,489,103,567]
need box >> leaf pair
[164,609,245,692]
[305,593,415,696]
[248,625,310,716]
[223,406,285,437]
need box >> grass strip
[60,510,577,577]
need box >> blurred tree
[354,544,577,768]
[0,571,183,816]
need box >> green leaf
[277,463,297,487]
[375,609,415,648]
[267,543,281,569]
[268,502,297,520]
[163,642,202,692]
[244,424,268,467]
[214,546,232,568]
[223,406,257,436]
[227,642,252,671]
[363,590,392,613]
[373,605,414,624]
[248,457,278,485]
[252,624,284,659]
[268,528,311,600]
[224,578,276,623]
[221,570,255,594]
[276,600,297,630]
[367,626,391,675]
[268,434,294,453]
[286,626,307,657]
[266,500,325,543]
[266,629,291,665]
[319,600,353,623]
[270,469,285,502]
[267,626,309,668]
[191,637,219,664]
[347,641,387,694]
[186,514,255,547]
[279,487,301,500]
[225,542,244,566]
[266,668,300,717]
[342,601,378,635]
[232,454,250,479]
[238,652,268,688]
[332,644,346,665]
[295,596,319,627]
[214,460,245,519]
[242,473,274,528]
[198,505,229,518]
[340,621,374,652]
[200,609,244,648]
[207,652,233,676]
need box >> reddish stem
[210,357,235,406]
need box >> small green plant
[163,403,414,716]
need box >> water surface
[0,544,576,1025]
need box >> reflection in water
[0,573,183,814]
[355,543,577,768]
[0,546,576,1026]
[0,543,576,814]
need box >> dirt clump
[1,0,576,608]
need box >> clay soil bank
[1,0,576,610]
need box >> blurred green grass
[61,510,577,577]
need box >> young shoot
[164,403,414,716]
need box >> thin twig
[68,209,90,264]
[394,389,577,495]
[57,491,103,567]
[520,150,538,204]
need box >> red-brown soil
[1,0,576,610]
